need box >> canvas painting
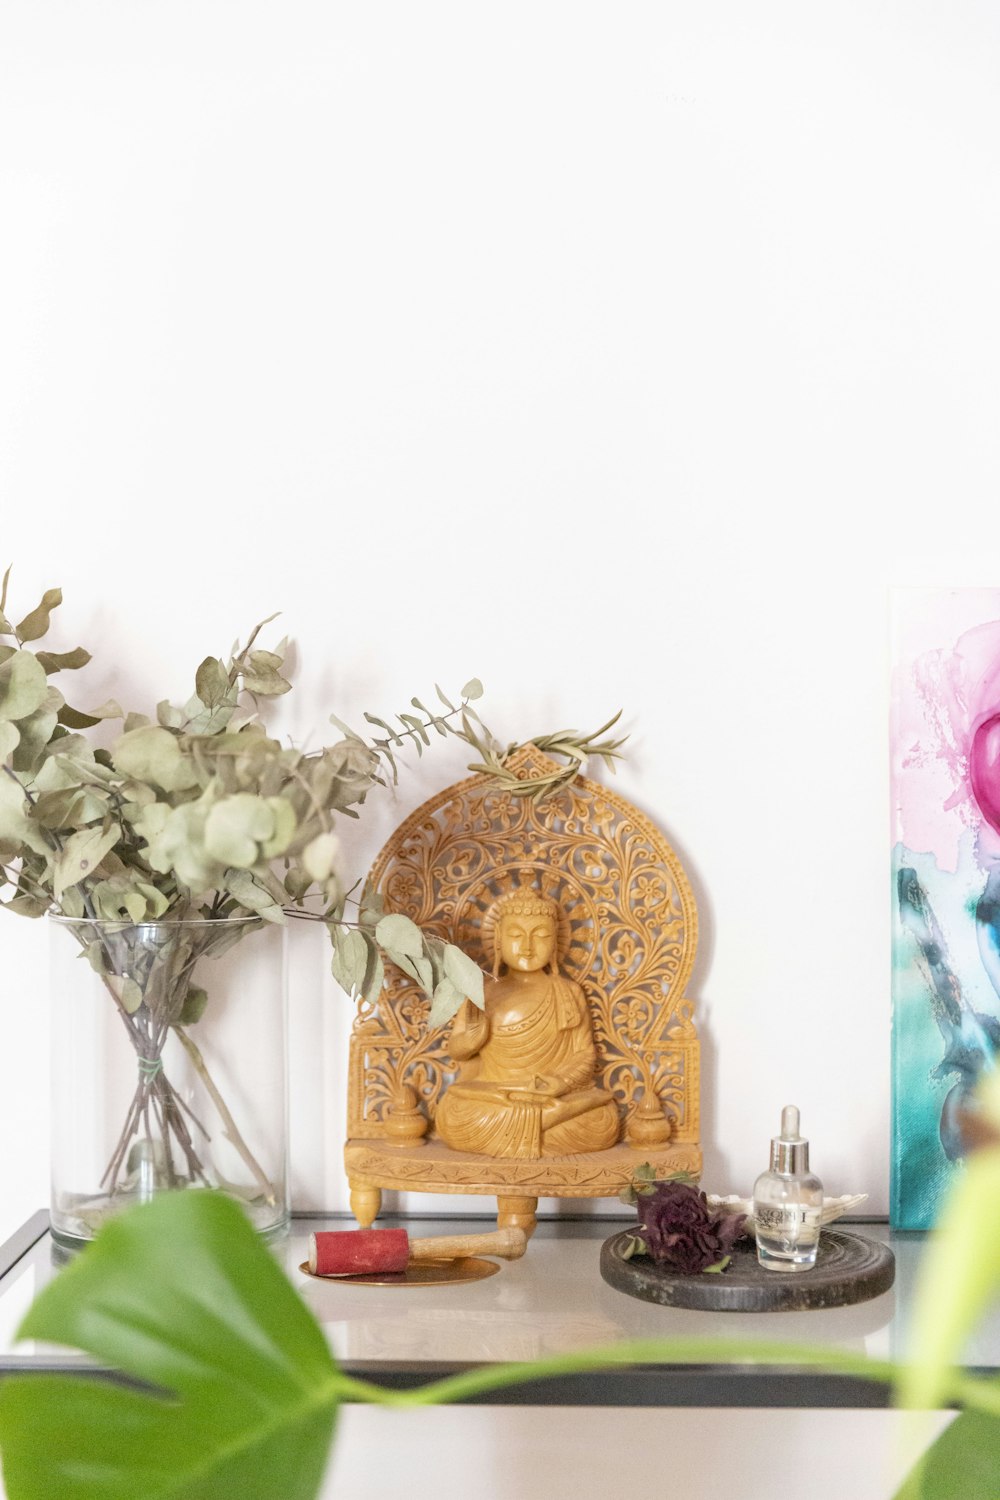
[892,589,1000,1227]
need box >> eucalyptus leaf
[58,700,123,729]
[330,927,369,997]
[361,944,385,1004]
[112,726,200,793]
[374,912,424,959]
[123,891,147,924]
[328,712,362,741]
[260,797,297,858]
[3,890,50,917]
[35,647,92,674]
[0,650,48,723]
[84,940,108,975]
[204,794,275,868]
[178,985,209,1025]
[119,977,143,1015]
[443,943,485,1008]
[461,677,484,700]
[194,656,229,709]
[249,649,284,672]
[394,951,434,995]
[302,831,338,882]
[58,885,86,919]
[183,687,239,736]
[242,660,291,696]
[156,699,186,730]
[400,713,430,745]
[11,689,61,775]
[0,774,50,858]
[15,586,62,642]
[37,740,100,792]
[137,800,225,892]
[359,886,385,922]
[0,1192,340,1500]
[52,822,121,901]
[0,720,19,762]
[284,867,312,901]
[223,869,285,923]
[428,975,465,1028]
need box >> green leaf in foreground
[892,1410,1000,1500]
[898,1145,1000,1411]
[0,1192,340,1500]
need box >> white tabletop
[0,1214,972,1500]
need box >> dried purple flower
[633,1180,748,1275]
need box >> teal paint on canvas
[891,592,1000,1228]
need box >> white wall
[2,0,999,1244]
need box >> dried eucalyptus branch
[463,711,629,801]
[338,682,628,803]
[329,678,491,782]
[0,570,631,1170]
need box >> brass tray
[298,1255,501,1287]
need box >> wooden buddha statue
[434,891,621,1159]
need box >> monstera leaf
[7,1180,1000,1500]
[0,1193,340,1500]
[893,1411,1000,1500]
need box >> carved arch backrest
[347,745,700,1144]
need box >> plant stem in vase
[49,915,287,1245]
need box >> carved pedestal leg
[349,1181,382,1228]
[497,1195,538,1239]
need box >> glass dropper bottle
[752,1104,824,1272]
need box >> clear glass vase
[49,915,288,1246]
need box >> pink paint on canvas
[893,593,1000,873]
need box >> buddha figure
[434,892,621,1159]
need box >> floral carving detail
[347,746,700,1143]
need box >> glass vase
[49,915,288,1246]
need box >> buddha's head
[490,893,559,977]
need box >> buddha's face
[499,911,556,973]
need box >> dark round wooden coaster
[600,1229,895,1313]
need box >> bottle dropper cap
[770,1104,810,1175]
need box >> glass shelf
[0,1211,987,1408]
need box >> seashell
[705,1192,869,1233]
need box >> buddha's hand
[532,1073,569,1096]
[498,1078,561,1100]
[503,1088,553,1105]
[447,1001,489,1061]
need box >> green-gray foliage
[0,576,487,1023]
[0,577,631,1216]
[0,574,627,1028]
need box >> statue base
[344,1136,703,1238]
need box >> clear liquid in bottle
[753,1105,823,1272]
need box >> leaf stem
[325,1337,1000,1415]
[172,1027,276,1205]
[362,1338,899,1409]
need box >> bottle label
[755,1204,819,1233]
